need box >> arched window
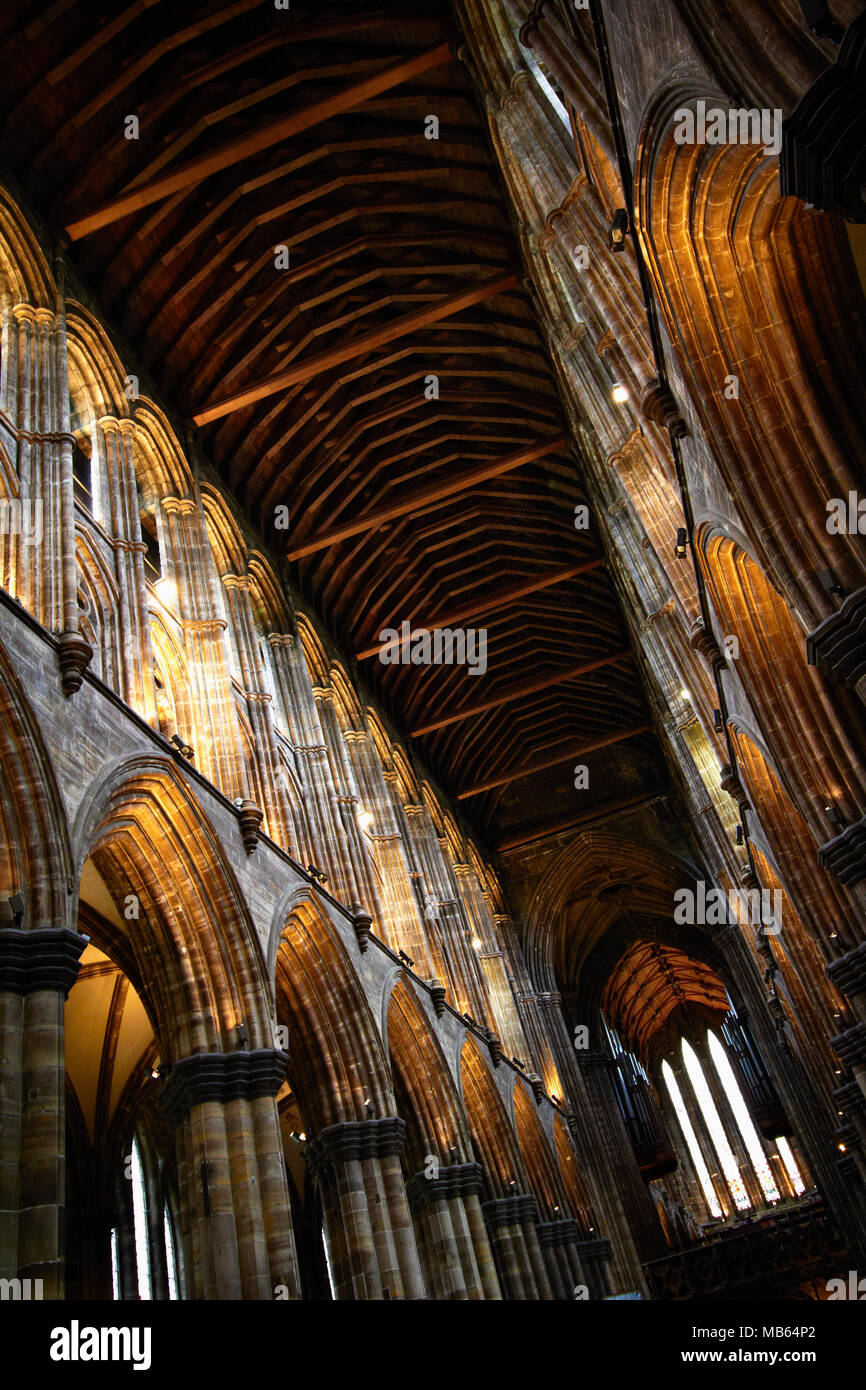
[130,1135,151,1300]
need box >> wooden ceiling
[602,939,729,1063]
[1,0,665,847]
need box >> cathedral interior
[0,0,865,1306]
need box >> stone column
[220,575,293,847]
[536,1218,588,1299]
[406,1161,501,1300]
[306,1118,425,1300]
[158,496,245,797]
[481,1193,554,1300]
[160,1049,301,1300]
[90,417,157,721]
[0,926,85,1298]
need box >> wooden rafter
[285,432,565,560]
[193,270,518,423]
[65,41,453,239]
[409,651,630,736]
[355,560,602,659]
[456,723,652,799]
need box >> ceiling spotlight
[611,381,630,404]
[471,937,483,952]
[675,527,688,558]
[357,808,373,829]
[151,1066,160,1081]
[170,733,194,760]
[608,208,629,251]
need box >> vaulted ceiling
[1,0,666,848]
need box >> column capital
[830,1022,866,1071]
[406,1162,483,1212]
[159,1048,290,1123]
[266,632,295,648]
[827,941,866,999]
[306,1117,407,1176]
[481,1192,538,1228]
[819,815,866,891]
[0,927,85,996]
[161,495,197,516]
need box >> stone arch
[65,301,129,425]
[296,614,329,688]
[0,635,71,928]
[553,1113,592,1228]
[129,399,193,504]
[385,977,472,1175]
[512,1082,567,1218]
[636,81,866,626]
[0,182,55,306]
[73,528,120,689]
[273,894,392,1133]
[729,723,861,953]
[73,753,270,1061]
[459,1035,524,1198]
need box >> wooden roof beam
[285,431,565,561]
[65,41,453,240]
[355,558,603,660]
[409,650,631,736]
[456,723,653,800]
[193,269,517,423]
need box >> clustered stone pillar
[480,1192,554,1300]
[306,1117,425,1300]
[0,926,85,1297]
[159,496,245,796]
[160,1049,300,1300]
[536,1217,589,1299]
[406,1161,501,1299]
[89,416,157,723]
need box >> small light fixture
[151,1066,160,1081]
[357,808,373,830]
[825,804,844,827]
[512,1057,525,1070]
[611,381,629,404]
[609,208,629,251]
[170,733,194,760]
[817,568,845,600]
[735,825,744,845]
[364,1097,376,1117]
[471,937,483,952]
[307,864,328,885]
[398,948,415,967]
[713,708,724,732]
[675,527,688,558]
[680,688,691,701]
[8,893,24,924]
[235,1023,248,1049]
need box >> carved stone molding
[58,628,93,696]
[306,1117,406,1176]
[237,799,263,854]
[830,1022,866,1070]
[806,587,866,686]
[0,927,85,996]
[160,1048,290,1122]
[818,815,866,889]
[406,1161,483,1212]
[640,379,689,439]
[826,939,866,998]
[481,1193,538,1229]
